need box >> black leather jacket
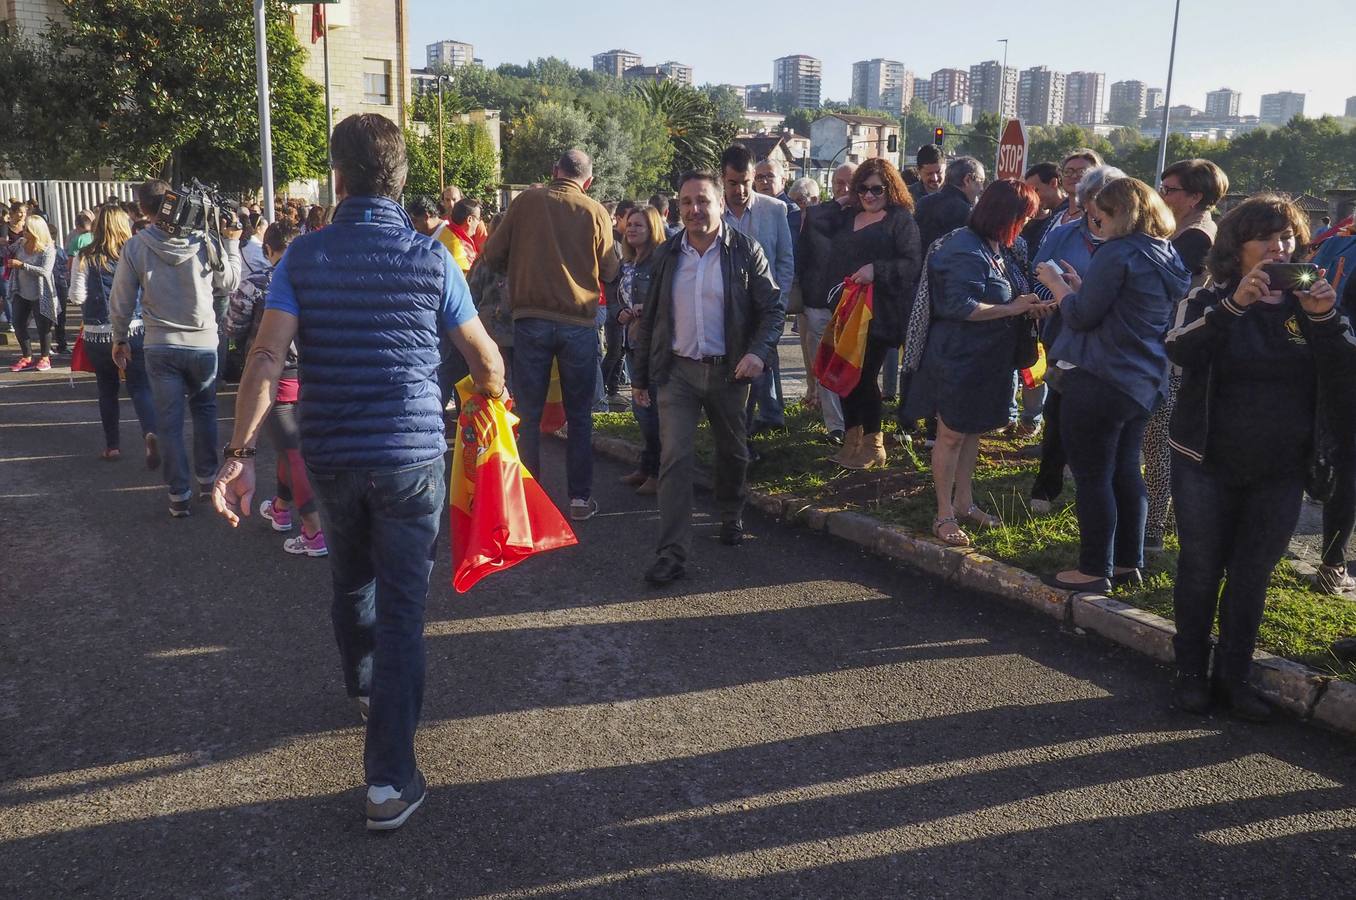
[632,227,784,389]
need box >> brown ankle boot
[830,426,863,465]
[840,430,886,470]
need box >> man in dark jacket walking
[212,114,505,832]
[914,156,986,252]
[632,171,784,585]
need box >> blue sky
[407,0,1355,119]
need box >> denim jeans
[800,307,843,432]
[1009,370,1047,425]
[745,345,785,429]
[513,317,598,501]
[144,345,219,500]
[627,350,661,477]
[1171,458,1303,682]
[86,335,156,449]
[308,459,444,790]
[1059,368,1150,577]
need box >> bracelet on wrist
[222,445,257,459]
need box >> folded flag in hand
[540,359,566,434]
[449,377,578,592]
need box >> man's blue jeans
[745,346,785,428]
[1009,370,1047,426]
[308,459,444,791]
[513,317,598,501]
[144,345,219,501]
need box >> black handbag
[1013,318,1040,370]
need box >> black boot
[1213,676,1273,723]
[1172,671,1211,715]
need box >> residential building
[1260,91,1306,125]
[930,101,973,127]
[592,49,642,79]
[744,111,787,133]
[746,83,774,111]
[912,78,932,104]
[809,113,900,167]
[929,68,970,105]
[426,40,474,70]
[1347,97,1356,118]
[774,55,823,109]
[1064,71,1105,125]
[0,0,64,34]
[735,133,797,173]
[851,58,913,115]
[1018,66,1066,127]
[1109,79,1148,126]
[623,62,693,87]
[969,60,1018,119]
[290,0,410,128]
[1169,104,1201,121]
[722,84,748,105]
[1205,88,1242,119]
[1146,88,1165,111]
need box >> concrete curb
[582,431,1355,738]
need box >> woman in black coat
[816,158,922,469]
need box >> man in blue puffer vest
[212,114,505,832]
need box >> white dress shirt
[671,228,726,359]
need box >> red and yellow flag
[450,377,578,592]
[812,280,874,397]
[539,359,566,434]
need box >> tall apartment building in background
[1146,88,1165,111]
[929,68,970,105]
[592,49,643,78]
[912,77,932,104]
[1205,88,1242,119]
[774,54,823,109]
[624,61,693,87]
[746,83,774,110]
[1348,97,1356,118]
[851,59,913,115]
[1260,91,1306,125]
[427,40,474,70]
[1018,66,1066,126]
[969,60,1018,119]
[1063,71,1105,125]
[1109,79,1148,126]
[292,1,408,128]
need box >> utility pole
[254,0,274,218]
[1155,0,1183,187]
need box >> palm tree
[632,80,735,182]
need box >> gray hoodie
[109,225,241,348]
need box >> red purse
[69,329,96,373]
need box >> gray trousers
[799,307,844,432]
[656,356,751,563]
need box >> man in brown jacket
[481,149,618,521]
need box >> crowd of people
[7,112,1356,831]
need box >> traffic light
[934,126,945,145]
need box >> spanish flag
[450,377,578,592]
[812,280,874,397]
[539,359,566,434]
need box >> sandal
[99,448,121,462]
[962,505,1001,529]
[932,517,971,547]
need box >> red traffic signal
[934,127,945,144]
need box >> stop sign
[995,118,1029,181]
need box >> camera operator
[110,178,242,518]
[1165,193,1352,721]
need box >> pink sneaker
[259,498,293,532]
[9,356,33,372]
[284,529,328,557]
[34,356,51,371]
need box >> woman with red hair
[812,157,922,469]
[908,178,1043,546]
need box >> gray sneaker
[366,770,427,832]
[356,696,369,723]
[169,498,192,518]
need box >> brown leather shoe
[635,476,659,495]
[619,470,646,487]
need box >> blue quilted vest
[285,196,447,470]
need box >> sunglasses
[857,185,886,197]
[1159,185,1187,195]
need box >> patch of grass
[589,400,1356,680]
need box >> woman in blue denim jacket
[614,207,665,494]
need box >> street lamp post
[1155,0,1183,187]
[253,0,275,219]
[436,74,448,195]
[998,38,1010,126]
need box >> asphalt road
[2,362,1356,899]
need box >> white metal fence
[0,180,141,244]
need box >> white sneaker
[1030,498,1053,515]
[569,497,598,521]
[1316,563,1355,595]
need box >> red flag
[812,280,874,397]
[539,359,566,434]
[449,378,578,592]
[311,3,325,44]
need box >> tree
[503,101,593,185]
[783,108,817,137]
[633,81,736,185]
[0,1,327,186]
[404,121,499,203]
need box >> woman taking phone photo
[1165,194,1351,720]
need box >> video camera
[157,179,244,272]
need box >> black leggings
[12,295,51,357]
[842,338,891,434]
[1322,435,1356,567]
